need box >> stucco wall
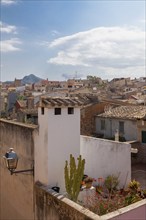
[35,107,80,194]
[95,117,137,141]
[35,182,99,220]
[80,136,131,188]
[0,119,36,220]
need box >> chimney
[115,129,119,141]
[27,97,34,109]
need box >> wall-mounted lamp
[3,148,34,175]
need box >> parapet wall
[35,182,146,220]
[35,182,99,220]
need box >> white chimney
[115,129,119,141]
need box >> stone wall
[81,102,106,136]
[0,119,37,220]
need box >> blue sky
[1,0,145,81]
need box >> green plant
[141,189,146,198]
[128,180,140,193]
[104,175,119,193]
[124,193,141,206]
[64,154,85,202]
[96,185,103,194]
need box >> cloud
[0,21,17,34]
[47,26,145,72]
[139,19,146,23]
[51,30,60,37]
[1,38,22,52]
[1,0,17,5]
[62,73,83,79]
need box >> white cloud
[139,19,146,23]
[1,0,16,5]
[47,26,145,73]
[0,21,17,34]
[51,30,60,36]
[1,38,22,52]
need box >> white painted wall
[35,106,80,193]
[80,136,131,188]
[95,117,137,141]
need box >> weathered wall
[35,182,100,220]
[95,117,137,141]
[131,120,146,163]
[80,136,131,188]
[0,119,36,220]
[35,107,80,194]
[35,182,146,220]
[131,142,146,164]
[81,102,106,136]
[137,119,146,142]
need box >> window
[41,107,44,115]
[68,107,74,115]
[119,121,124,133]
[101,119,105,130]
[142,131,146,143]
[54,108,61,115]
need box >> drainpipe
[110,119,112,138]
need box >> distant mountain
[21,74,43,84]
[3,81,13,84]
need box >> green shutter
[142,131,146,143]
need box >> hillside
[21,74,43,84]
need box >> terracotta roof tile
[96,105,146,120]
[41,96,83,107]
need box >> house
[109,77,133,87]
[14,78,22,87]
[95,105,146,141]
[0,96,145,220]
[16,97,38,124]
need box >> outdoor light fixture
[3,148,34,175]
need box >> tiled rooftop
[41,96,83,107]
[96,105,146,120]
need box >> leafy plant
[141,189,146,198]
[104,175,119,193]
[124,193,141,206]
[64,154,85,202]
[96,185,103,194]
[128,180,140,194]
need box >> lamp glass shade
[3,148,18,171]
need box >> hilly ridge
[21,74,43,84]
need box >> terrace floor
[132,163,146,189]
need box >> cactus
[64,154,85,202]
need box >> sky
[0,0,146,82]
